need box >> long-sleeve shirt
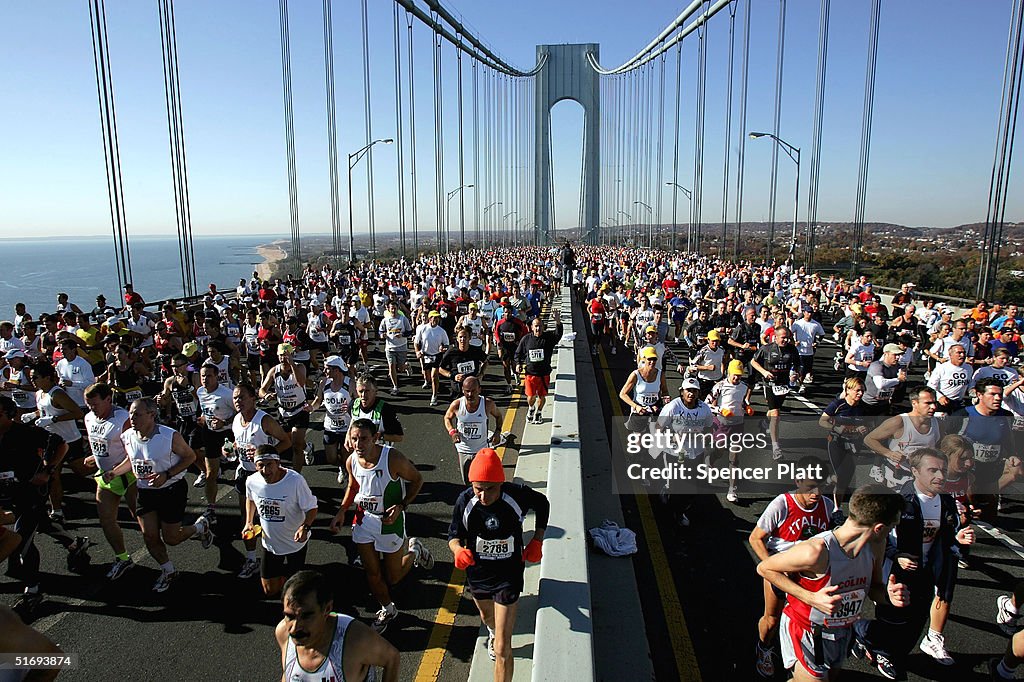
[514,321,564,376]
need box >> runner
[54,337,95,409]
[101,342,147,408]
[757,484,909,681]
[243,445,318,597]
[328,419,432,633]
[439,327,488,402]
[791,307,825,390]
[195,363,237,519]
[619,347,669,432]
[688,329,725,399]
[750,327,802,460]
[927,343,974,412]
[1,349,36,417]
[448,448,548,679]
[818,377,868,502]
[308,356,352,485]
[378,300,413,396]
[351,375,404,445]
[103,397,213,593]
[443,376,505,483]
[748,460,835,678]
[514,309,563,425]
[83,382,138,581]
[708,360,752,502]
[656,377,715,527]
[414,311,450,406]
[260,344,311,473]
[275,569,400,681]
[494,303,529,396]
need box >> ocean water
[0,235,287,317]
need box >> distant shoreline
[255,241,288,281]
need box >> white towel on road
[588,520,637,557]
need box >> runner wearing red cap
[448,448,549,680]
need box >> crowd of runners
[0,242,1023,680]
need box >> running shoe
[304,442,315,466]
[997,595,1021,635]
[48,509,65,525]
[726,488,738,504]
[487,632,496,662]
[429,396,438,407]
[755,643,775,677]
[193,472,207,488]
[372,604,398,633]
[106,557,134,581]
[238,557,261,579]
[674,512,690,527]
[869,465,884,483]
[195,515,215,550]
[152,570,179,593]
[850,634,875,663]
[389,386,400,396]
[874,653,897,680]
[611,345,617,355]
[337,468,347,486]
[12,591,43,618]
[991,656,1014,680]
[533,412,543,425]
[409,537,434,570]
[421,382,430,390]
[919,631,954,665]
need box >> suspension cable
[806,0,830,271]
[693,4,709,252]
[88,0,132,295]
[851,0,881,276]
[278,0,301,274]
[392,2,407,260]
[432,15,445,251]
[733,0,751,260]
[472,60,480,247]
[324,0,341,260]
[456,43,466,249]
[360,0,377,256]
[767,0,787,263]
[671,40,683,252]
[720,0,737,255]
[655,53,666,249]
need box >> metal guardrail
[871,284,975,308]
[531,294,595,681]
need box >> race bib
[0,470,15,481]
[1013,415,1024,431]
[125,389,143,403]
[456,361,475,375]
[461,422,482,439]
[258,498,284,522]
[356,494,382,514]
[771,384,790,396]
[973,442,1001,463]
[528,348,545,363]
[12,391,27,404]
[178,402,196,417]
[280,396,299,409]
[591,313,603,321]
[823,589,865,627]
[338,334,352,346]
[502,332,517,343]
[90,439,108,459]
[638,393,659,407]
[237,443,256,463]
[476,535,515,560]
[133,460,155,478]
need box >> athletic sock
[384,602,397,614]
[487,626,495,637]
[160,561,175,574]
[997,659,1015,679]
[246,550,257,561]
[192,519,205,533]
[24,584,39,595]
[116,552,130,562]
[926,628,941,640]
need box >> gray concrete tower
[534,44,600,245]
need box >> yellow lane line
[597,345,703,682]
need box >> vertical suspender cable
[720,0,737,256]
[851,0,881,277]
[432,17,445,251]
[670,40,682,252]
[88,0,132,295]
[360,0,376,256]
[693,8,708,253]
[768,0,787,263]
[473,60,480,247]
[806,0,830,271]
[392,2,407,260]
[278,0,301,274]
[643,63,654,247]
[406,12,419,256]
[324,0,341,260]
[457,43,466,249]
[656,53,666,249]
[733,0,751,261]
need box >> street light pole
[483,201,502,248]
[502,210,517,247]
[749,132,800,264]
[347,138,393,262]
[665,182,692,252]
[445,184,474,251]
[634,200,653,248]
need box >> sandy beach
[255,240,288,281]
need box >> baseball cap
[727,359,744,375]
[882,343,903,354]
[3,349,26,360]
[469,302,479,310]
[645,325,657,334]
[277,343,294,355]
[428,311,441,318]
[680,377,701,391]
[707,330,721,341]
[640,347,658,360]
[182,342,199,357]
[324,355,348,370]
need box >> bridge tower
[534,44,600,246]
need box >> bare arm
[262,415,293,456]
[863,416,904,464]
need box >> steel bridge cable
[806,0,830,271]
[456,45,466,249]
[720,0,737,255]
[432,14,444,251]
[392,2,407,259]
[767,0,787,263]
[671,39,683,252]
[733,0,750,260]
[472,60,480,247]
[360,0,377,255]
[88,0,132,294]
[656,53,666,249]
[851,0,881,276]
[979,0,1024,298]
[694,3,709,253]
[406,11,419,256]
[278,0,300,273]
[324,0,341,259]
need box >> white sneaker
[429,396,438,406]
[997,595,1021,635]
[726,488,738,504]
[421,382,430,390]
[611,346,617,355]
[372,604,398,633]
[106,557,134,581]
[152,570,179,593]
[487,632,496,661]
[772,446,784,462]
[409,537,434,570]
[919,632,954,665]
[195,515,215,549]
[304,442,315,465]
[337,468,347,486]
[193,472,207,488]
[869,465,884,483]
[238,557,261,579]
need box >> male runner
[443,376,504,483]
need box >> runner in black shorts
[750,328,802,461]
[448,449,549,673]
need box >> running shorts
[524,374,549,398]
[136,480,188,524]
[95,471,137,497]
[779,612,852,680]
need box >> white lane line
[975,520,1024,562]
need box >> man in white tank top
[103,397,214,593]
[83,382,138,581]
[864,386,940,491]
[442,376,505,483]
[260,344,311,473]
[275,570,398,682]
[308,356,351,486]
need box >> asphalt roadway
[582,300,1024,682]
[0,332,538,682]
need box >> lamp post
[749,132,800,264]
[665,182,692,252]
[347,138,393,262]
[502,210,517,247]
[634,200,653,248]
[445,184,474,251]
[483,201,502,248]
[617,210,633,246]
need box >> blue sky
[0,0,1020,239]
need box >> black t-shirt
[752,343,801,384]
[440,346,488,383]
[0,423,61,510]
[448,482,550,589]
[514,323,564,376]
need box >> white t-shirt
[915,490,942,558]
[246,468,318,556]
[927,362,973,402]
[791,319,825,357]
